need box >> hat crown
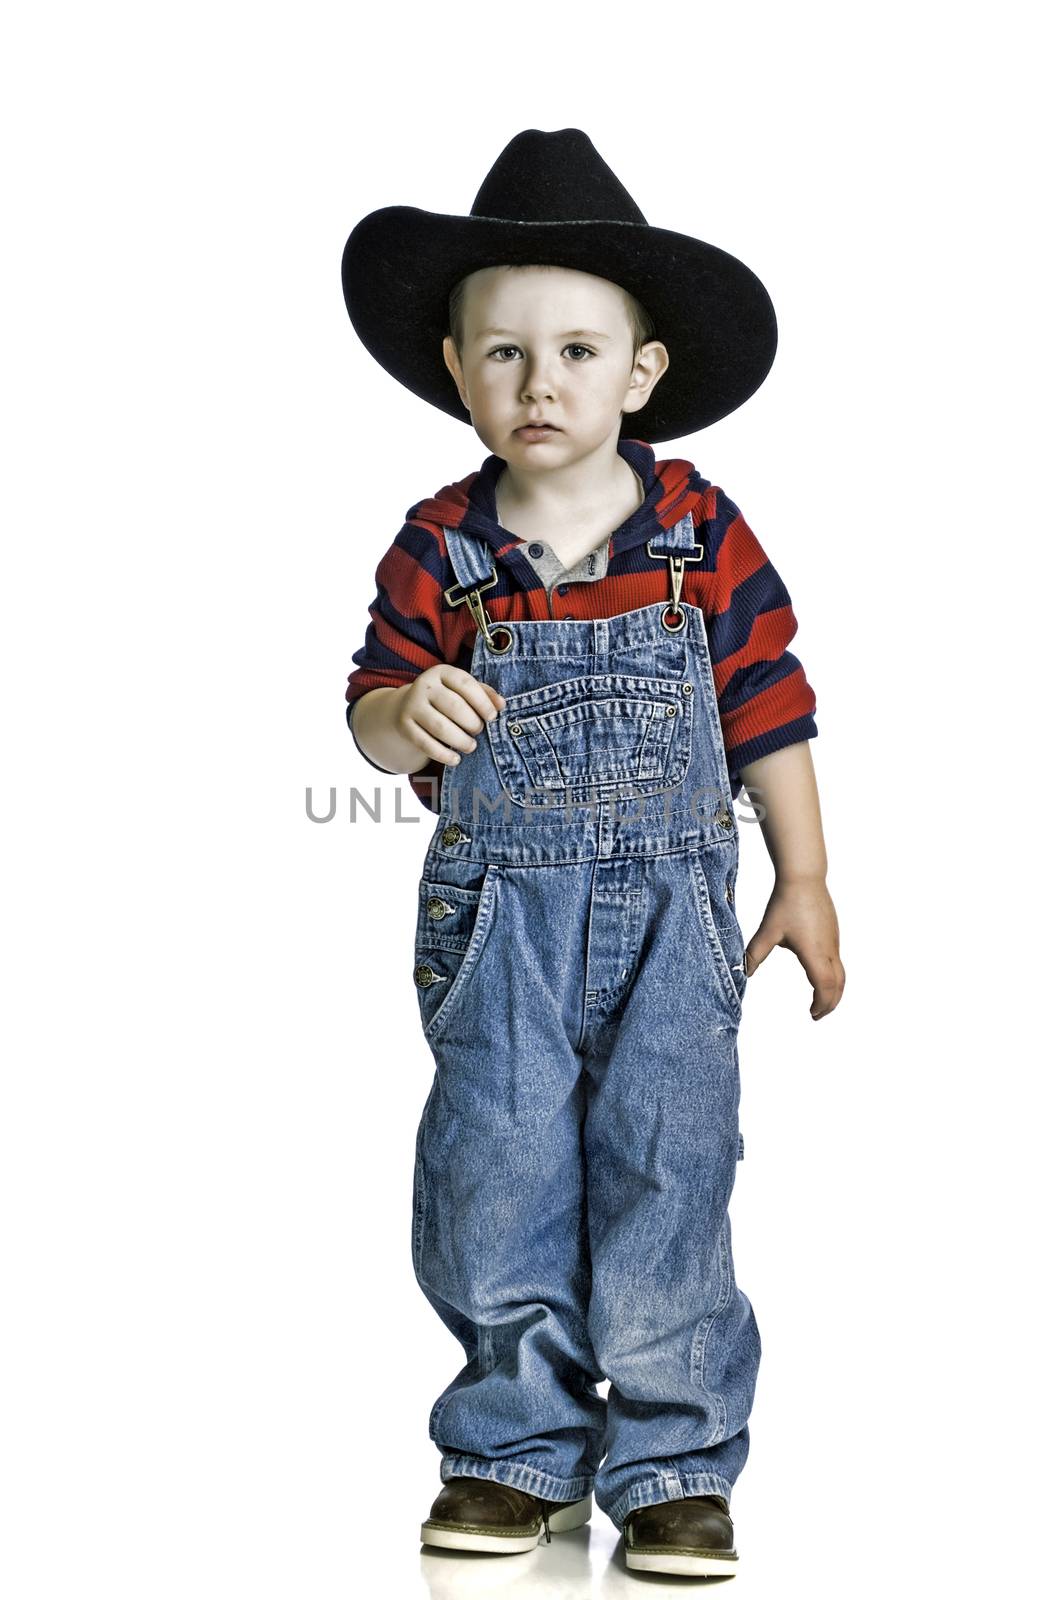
[470,128,648,226]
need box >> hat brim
[341,207,777,443]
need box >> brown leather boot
[421,1475,594,1552]
[623,1493,739,1576]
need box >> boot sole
[421,1492,593,1552]
[626,1544,739,1577]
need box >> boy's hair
[448,264,656,369]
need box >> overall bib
[410,510,761,1532]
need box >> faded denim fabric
[410,513,759,1531]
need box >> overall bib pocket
[485,670,695,808]
[412,864,502,1043]
[610,632,688,680]
[689,843,747,1023]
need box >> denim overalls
[410,509,761,1532]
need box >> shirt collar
[461,438,706,563]
[407,438,710,565]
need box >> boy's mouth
[515,422,561,436]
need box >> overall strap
[441,525,512,653]
[645,508,704,560]
[442,524,496,593]
[645,510,705,625]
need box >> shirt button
[556,583,569,595]
[563,612,574,620]
[528,542,544,558]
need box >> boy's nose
[521,364,557,395]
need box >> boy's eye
[486,344,595,361]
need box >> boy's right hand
[392,666,507,768]
[355,662,509,774]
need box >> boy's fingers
[435,667,506,730]
[406,680,507,763]
[810,958,846,1019]
[427,682,491,741]
[398,693,473,759]
[743,940,845,1019]
[419,699,479,755]
[417,732,466,767]
[795,951,845,1018]
[466,677,506,723]
[743,937,771,977]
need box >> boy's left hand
[743,877,845,1020]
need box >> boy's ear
[441,336,469,409]
[621,339,670,419]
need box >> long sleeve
[345,523,451,805]
[704,494,819,798]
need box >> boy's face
[442,265,668,471]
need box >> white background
[3,2,1059,1595]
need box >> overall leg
[582,848,761,1531]
[413,861,607,1503]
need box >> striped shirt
[345,437,818,813]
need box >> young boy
[341,128,844,1577]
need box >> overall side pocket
[689,843,747,1024]
[413,864,502,1043]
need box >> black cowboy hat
[340,127,777,444]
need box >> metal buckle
[647,540,702,630]
[646,540,704,569]
[443,564,514,653]
[443,562,499,614]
